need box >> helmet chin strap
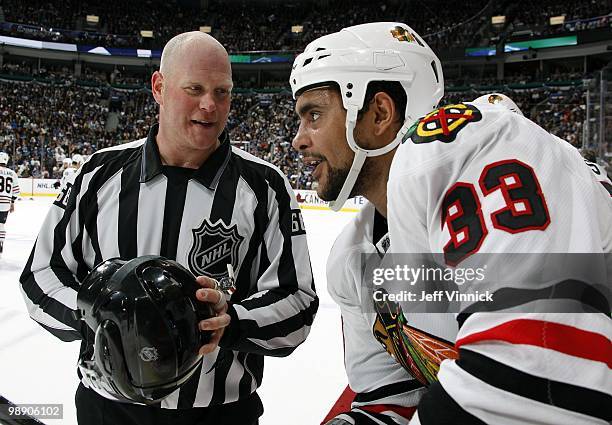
[329,107,413,212]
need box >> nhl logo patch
[139,347,159,362]
[410,103,482,144]
[188,219,244,279]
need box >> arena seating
[0,62,600,187]
[1,0,608,52]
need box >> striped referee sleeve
[219,148,318,356]
[19,140,144,342]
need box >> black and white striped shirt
[20,124,318,410]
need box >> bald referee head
[152,31,233,169]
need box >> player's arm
[19,169,89,342]
[219,168,318,356]
[325,237,423,425]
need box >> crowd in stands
[499,0,610,37]
[1,0,609,53]
[1,62,605,187]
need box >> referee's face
[154,47,233,163]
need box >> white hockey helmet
[0,152,8,165]
[290,22,444,211]
[62,157,72,166]
[472,93,524,116]
[72,154,84,165]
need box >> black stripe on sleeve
[417,380,488,425]
[354,380,423,403]
[355,409,404,425]
[37,321,81,342]
[457,348,612,421]
[339,410,391,425]
[222,292,317,348]
[461,279,610,315]
[20,242,82,337]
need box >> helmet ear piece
[87,319,135,402]
[94,320,131,393]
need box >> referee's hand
[195,276,231,355]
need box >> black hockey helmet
[75,255,214,404]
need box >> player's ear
[151,71,164,106]
[371,92,396,137]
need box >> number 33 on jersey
[388,103,612,260]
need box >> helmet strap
[328,107,414,211]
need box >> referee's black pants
[76,384,262,425]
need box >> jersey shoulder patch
[406,103,483,145]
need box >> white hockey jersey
[326,202,459,424]
[387,103,611,425]
[60,167,76,189]
[0,166,20,213]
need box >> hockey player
[292,22,611,425]
[387,61,612,425]
[60,153,84,188]
[0,152,20,258]
[291,23,457,424]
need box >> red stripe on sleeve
[456,319,611,368]
[360,404,417,419]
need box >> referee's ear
[152,71,164,106]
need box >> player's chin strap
[329,107,414,212]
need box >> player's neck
[362,154,393,218]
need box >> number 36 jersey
[387,103,612,425]
[0,165,20,213]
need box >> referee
[19,31,317,425]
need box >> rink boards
[17,178,367,213]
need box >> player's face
[154,49,233,155]
[292,88,355,201]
